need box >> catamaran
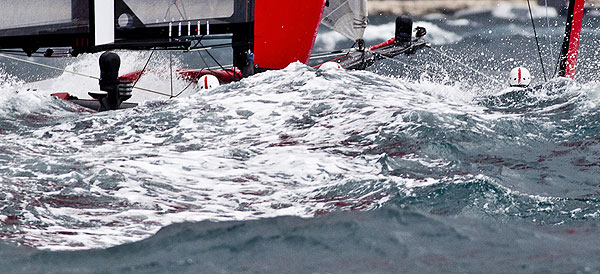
[0,0,427,111]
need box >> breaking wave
[2,11,600,273]
[2,60,600,251]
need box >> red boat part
[177,68,242,83]
[368,38,396,51]
[118,68,242,84]
[254,0,326,69]
[118,70,145,83]
[51,92,70,100]
[558,0,586,78]
[313,36,397,68]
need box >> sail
[255,0,326,69]
[558,0,585,78]
[321,0,368,41]
[0,0,88,38]
[118,0,235,24]
[0,0,251,53]
[0,0,72,30]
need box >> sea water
[1,3,600,273]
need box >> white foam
[26,51,198,104]
[492,2,558,20]
[446,19,471,26]
[414,21,463,45]
[5,60,592,251]
[0,67,22,90]
[1,64,471,250]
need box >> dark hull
[69,99,137,111]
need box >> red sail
[559,0,586,79]
[254,0,326,70]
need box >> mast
[557,0,585,78]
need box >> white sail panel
[123,0,234,23]
[0,0,71,30]
[94,0,115,46]
[321,0,368,41]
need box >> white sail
[321,0,368,41]
[123,0,234,23]
[0,0,71,29]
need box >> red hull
[118,68,242,84]
[176,68,242,83]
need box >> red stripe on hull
[177,68,242,84]
[254,0,326,69]
[51,92,70,100]
[119,68,242,84]
[565,0,585,78]
[368,38,396,51]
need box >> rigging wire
[309,51,349,60]
[552,1,567,76]
[0,53,98,80]
[165,0,186,21]
[196,49,214,74]
[132,50,155,89]
[543,0,555,68]
[527,0,548,81]
[426,46,503,85]
[0,53,172,97]
[166,50,197,98]
[173,81,195,98]
[198,40,238,81]
[174,4,186,20]
[179,0,188,20]
[542,0,563,77]
[169,51,174,98]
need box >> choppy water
[1,3,600,273]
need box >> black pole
[527,0,548,82]
[98,52,121,111]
